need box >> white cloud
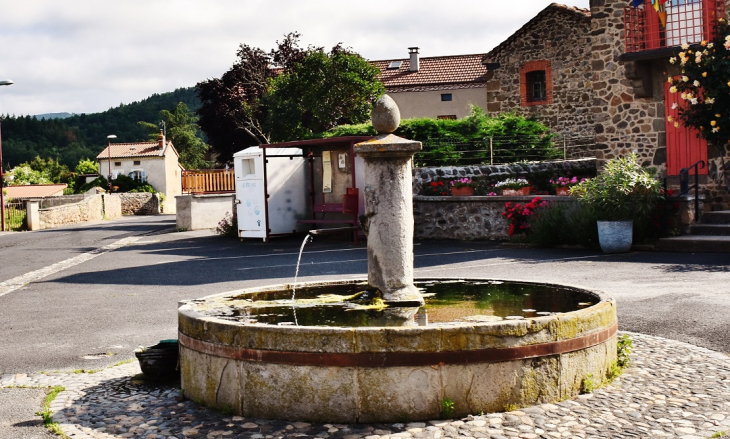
[0,0,590,115]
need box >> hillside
[0,87,201,169]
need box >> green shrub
[528,202,599,248]
[571,154,662,222]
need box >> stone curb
[1,332,729,439]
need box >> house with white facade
[372,48,489,120]
[97,131,183,213]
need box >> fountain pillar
[355,95,423,305]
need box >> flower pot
[135,340,179,380]
[451,187,475,196]
[597,220,633,254]
[555,186,571,196]
[502,187,530,196]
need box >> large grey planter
[597,220,633,253]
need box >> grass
[440,398,455,418]
[712,432,727,438]
[36,385,68,438]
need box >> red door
[664,81,708,175]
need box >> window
[441,93,453,101]
[437,115,457,120]
[526,71,547,103]
[114,161,121,167]
[520,60,553,107]
[133,160,141,165]
[387,61,403,70]
[128,170,147,183]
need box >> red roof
[372,53,488,93]
[96,140,173,160]
[6,184,67,199]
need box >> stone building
[483,0,730,208]
[97,131,183,213]
[372,49,488,120]
[482,4,594,136]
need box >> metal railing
[414,135,595,168]
[624,0,724,53]
[664,159,705,224]
[182,169,235,194]
[4,200,26,231]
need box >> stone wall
[414,195,576,240]
[483,5,594,136]
[176,194,235,231]
[118,193,160,215]
[37,194,121,230]
[413,158,597,194]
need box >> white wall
[388,88,487,119]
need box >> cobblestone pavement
[1,332,729,439]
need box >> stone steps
[656,210,730,252]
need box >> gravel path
[1,332,729,439]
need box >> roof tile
[96,141,168,159]
[6,184,67,199]
[372,53,488,89]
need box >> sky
[0,1,590,116]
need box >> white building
[372,48,489,120]
[97,131,183,213]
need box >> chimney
[408,47,419,72]
[158,130,165,148]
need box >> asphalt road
[1,216,729,376]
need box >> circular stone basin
[178,279,617,423]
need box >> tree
[265,45,385,142]
[196,33,304,163]
[140,102,210,169]
[196,34,383,163]
[9,165,51,185]
[669,19,730,149]
[75,158,99,175]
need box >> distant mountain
[1,87,202,169]
[34,112,76,120]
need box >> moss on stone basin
[178,278,617,423]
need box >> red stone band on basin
[179,322,617,368]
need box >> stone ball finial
[372,95,400,134]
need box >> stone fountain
[178,95,617,423]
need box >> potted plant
[449,177,477,196]
[550,176,588,196]
[571,154,662,253]
[495,177,531,196]
[421,180,450,196]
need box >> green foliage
[76,175,157,195]
[668,19,730,148]
[580,374,594,394]
[36,385,65,437]
[28,156,72,183]
[140,102,210,169]
[324,107,559,165]
[528,202,600,248]
[266,46,384,141]
[74,158,98,175]
[1,87,200,169]
[215,212,238,237]
[617,334,633,368]
[198,33,383,161]
[571,154,662,221]
[440,398,455,419]
[9,165,51,185]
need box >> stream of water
[291,234,312,302]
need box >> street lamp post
[106,134,117,193]
[0,80,14,232]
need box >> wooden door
[664,81,708,175]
